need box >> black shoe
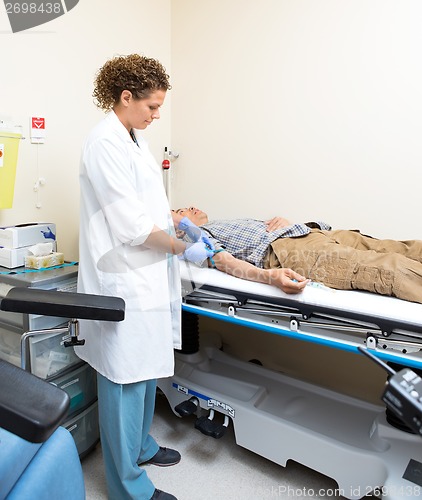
[143,447,181,467]
[150,489,178,500]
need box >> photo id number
[5,3,62,15]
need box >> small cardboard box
[0,241,57,269]
[0,223,56,249]
[25,251,64,270]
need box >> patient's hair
[93,54,171,111]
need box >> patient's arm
[211,251,309,294]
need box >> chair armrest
[0,359,70,443]
[0,287,125,321]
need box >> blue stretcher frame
[182,276,422,372]
[182,303,422,371]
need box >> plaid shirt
[200,219,331,268]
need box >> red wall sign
[31,117,45,129]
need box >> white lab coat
[75,111,181,384]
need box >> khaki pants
[265,229,422,304]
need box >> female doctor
[75,54,212,500]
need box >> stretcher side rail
[186,292,422,353]
[186,289,380,332]
[184,288,422,367]
[187,283,422,338]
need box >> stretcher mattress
[179,261,422,368]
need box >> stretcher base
[158,345,422,500]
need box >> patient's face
[175,207,208,226]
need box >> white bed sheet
[180,261,422,330]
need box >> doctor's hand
[181,241,214,263]
[267,268,310,294]
[178,216,202,241]
[178,216,215,250]
[265,216,291,232]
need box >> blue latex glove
[178,217,201,240]
[182,241,214,262]
[178,217,215,251]
[201,234,215,253]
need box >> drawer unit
[51,362,97,419]
[0,324,21,367]
[64,401,100,459]
[0,309,73,332]
[0,263,78,332]
[0,323,82,379]
[25,327,81,379]
[0,264,80,379]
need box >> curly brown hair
[93,54,171,111]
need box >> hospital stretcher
[157,261,422,500]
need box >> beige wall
[0,0,171,260]
[170,0,422,241]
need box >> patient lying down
[173,207,422,304]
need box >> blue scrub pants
[97,373,160,500]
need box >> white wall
[170,0,422,240]
[0,0,171,260]
[1,1,421,253]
